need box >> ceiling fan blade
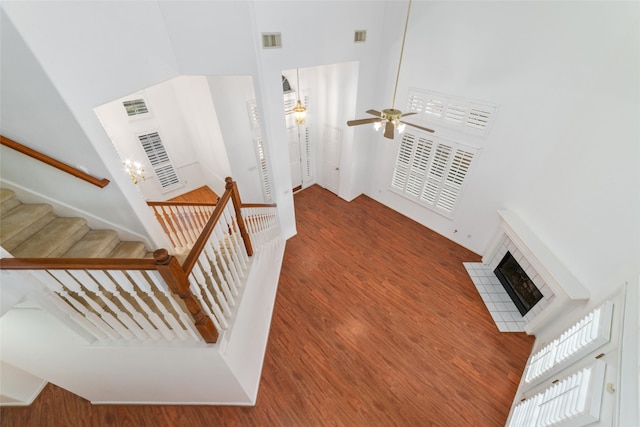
[347,117,382,126]
[401,112,417,117]
[365,109,383,117]
[402,121,435,133]
[384,121,395,139]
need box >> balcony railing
[0,178,281,344]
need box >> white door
[323,127,342,195]
[288,126,303,191]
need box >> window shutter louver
[391,130,477,218]
[138,132,181,190]
[255,138,273,202]
[406,89,496,136]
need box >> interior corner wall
[363,0,640,298]
[0,9,150,239]
[207,75,264,203]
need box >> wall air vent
[354,30,367,43]
[262,32,282,49]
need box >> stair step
[0,189,21,215]
[0,204,56,251]
[108,241,147,259]
[11,218,90,258]
[62,230,120,258]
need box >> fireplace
[464,210,590,334]
[494,251,543,316]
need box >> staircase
[0,181,286,405]
[0,188,149,259]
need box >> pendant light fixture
[293,68,307,125]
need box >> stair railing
[0,135,110,188]
[146,200,218,253]
[0,177,281,344]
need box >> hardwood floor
[0,185,534,427]
[168,186,219,204]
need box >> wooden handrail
[180,187,233,275]
[226,177,253,257]
[154,249,218,343]
[241,203,278,208]
[0,257,157,270]
[146,201,217,207]
[0,135,110,188]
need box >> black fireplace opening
[494,251,543,316]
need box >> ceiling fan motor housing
[381,108,403,123]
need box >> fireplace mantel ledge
[482,210,590,334]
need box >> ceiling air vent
[354,30,367,43]
[123,99,149,116]
[262,32,282,49]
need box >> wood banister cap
[153,248,171,265]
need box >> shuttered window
[406,89,496,136]
[254,138,273,202]
[391,131,477,218]
[138,132,181,190]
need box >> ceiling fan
[347,0,434,139]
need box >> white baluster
[209,223,240,296]
[47,270,123,340]
[30,270,108,340]
[168,206,190,250]
[186,271,225,331]
[190,261,228,327]
[71,270,135,340]
[214,222,242,289]
[87,270,152,340]
[127,270,179,341]
[107,270,163,340]
[197,251,232,315]
[145,270,200,341]
[159,205,185,252]
[222,209,247,273]
[204,241,236,303]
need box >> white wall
[207,75,265,203]
[365,1,640,301]
[94,76,232,201]
[1,1,391,240]
[0,11,150,240]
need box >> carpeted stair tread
[108,241,147,259]
[0,189,21,215]
[11,217,90,258]
[0,204,56,251]
[62,230,120,258]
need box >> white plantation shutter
[302,126,312,183]
[391,131,477,218]
[138,132,181,190]
[508,360,607,427]
[247,100,260,129]
[255,138,273,202]
[406,89,496,136]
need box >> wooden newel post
[153,248,219,343]
[225,177,254,257]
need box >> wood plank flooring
[168,186,219,204]
[0,185,534,427]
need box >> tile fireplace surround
[465,210,590,335]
